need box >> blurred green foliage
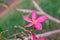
[0,0,60,39]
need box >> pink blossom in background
[23,10,48,30]
[31,34,46,40]
[31,34,36,40]
[39,37,46,40]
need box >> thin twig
[7,33,20,39]
[14,26,17,40]
[15,26,32,33]
[0,30,8,34]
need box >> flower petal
[32,10,37,20]
[31,34,36,40]
[34,22,42,30]
[25,23,33,28]
[39,37,46,40]
[37,16,48,23]
[23,16,31,22]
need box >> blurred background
[0,0,60,40]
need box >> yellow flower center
[32,20,36,24]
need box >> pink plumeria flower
[31,34,36,40]
[23,10,48,30]
[31,34,46,40]
[39,37,46,40]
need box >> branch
[3,26,60,40]
[5,26,32,40]
[15,1,60,24]
[6,26,32,38]
[16,8,60,24]
[25,29,60,39]
[36,29,60,37]
[5,26,60,39]
[14,26,32,33]
[5,29,60,40]
[32,0,60,24]
[16,8,43,15]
